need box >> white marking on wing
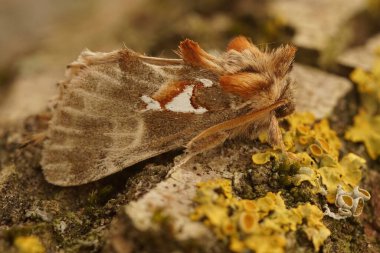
[165,85,207,114]
[196,78,213,87]
[140,95,162,110]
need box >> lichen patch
[191,179,331,253]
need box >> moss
[87,185,114,206]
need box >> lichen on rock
[189,112,370,252]
[253,112,366,203]
[345,48,380,159]
[191,179,331,253]
[319,153,365,203]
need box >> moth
[41,36,296,186]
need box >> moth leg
[267,115,285,151]
[166,131,229,179]
[189,99,288,148]
[178,39,224,73]
[186,131,229,155]
[170,100,288,180]
[267,115,299,161]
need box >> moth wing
[41,49,233,186]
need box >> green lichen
[345,48,380,159]
[191,179,330,253]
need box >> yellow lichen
[309,143,323,157]
[319,153,365,203]
[345,109,380,160]
[192,179,330,253]
[241,199,257,212]
[316,137,330,153]
[287,112,316,128]
[295,204,331,251]
[296,124,311,135]
[345,49,380,159]
[352,197,364,217]
[194,111,369,251]
[298,135,311,145]
[253,113,366,203]
[282,113,341,160]
[252,151,279,165]
[313,120,341,159]
[239,212,257,233]
[292,166,319,188]
[14,236,45,253]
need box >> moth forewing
[41,49,238,186]
[41,36,296,186]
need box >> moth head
[274,76,296,118]
[223,36,296,74]
[275,101,295,118]
[220,37,297,104]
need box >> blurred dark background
[0,0,379,125]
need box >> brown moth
[41,36,296,186]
